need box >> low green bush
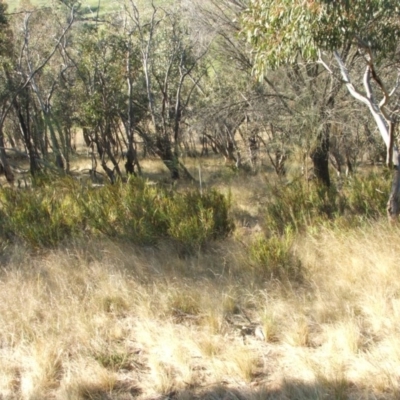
[263,171,390,236]
[0,177,234,249]
[79,178,233,249]
[264,179,339,235]
[248,232,301,280]
[0,180,84,246]
[343,172,389,217]
[165,189,233,251]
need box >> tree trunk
[310,83,337,188]
[0,126,14,184]
[310,128,330,187]
[156,135,180,180]
[14,98,41,176]
[387,152,400,223]
[332,51,400,219]
[165,154,180,180]
[123,42,141,177]
[124,147,141,176]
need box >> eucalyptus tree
[125,0,208,180]
[118,5,143,176]
[187,0,255,168]
[242,0,400,219]
[187,0,325,176]
[72,23,129,182]
[0,1,77,180]
[0,0,14,181]
[11,5,77,174]
[186,0,271,169]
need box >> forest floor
[1,156,400,400]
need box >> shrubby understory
[0,177,233,249]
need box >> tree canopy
[242,0,400,74]
[0,0,9,56]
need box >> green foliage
[264,180,340,235]
[241,0,400,73]
[320,0,400,54]
[165,189,233,250]
[248,172,390,281]
[249,232,301,280]
[80,178,167,243]
[79,178,233,249]
[0,180,84,247]
[343,172,390,218]
[263,172,390,237]
[74,26,128,129]
[0,177,233,249]
[242,0,319,71]
[93,349,131,371]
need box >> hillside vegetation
[7,0,175,13]
[0,0,400,399]
[1,165,400,399]
[7,0,110,12]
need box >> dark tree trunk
[124,148,137,176]
[165,154,180,180]
[0,126,14,183]
[14,98,41,176]
[156,135,180,180]
[311,128,330,187]
[387,152,400,223]
[311,94,336,188]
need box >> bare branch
[334,50,371,108]
[317,50,333,74]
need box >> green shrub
[343,172,389,217]
[264,180,339,235]
[0,177,233,249]
[78,179,165,243]
[263,171,390,236]
[248,232,301,280]
[0,181,84,247]
[165,189,233,251]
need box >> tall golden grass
[1,218,400,399]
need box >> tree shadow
[77,378,391,400]
[150,380,389,400]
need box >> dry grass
[2,164,400,399]
[1,219,400,399]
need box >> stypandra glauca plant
[0,177,233,249]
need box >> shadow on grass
[172,381,390,400]
[167,382,347,400]
[78,379,392,400]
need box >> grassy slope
[6,0,103,10]
[6,0,174,12]
[6,0,116,15]
[1,169,400,399]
